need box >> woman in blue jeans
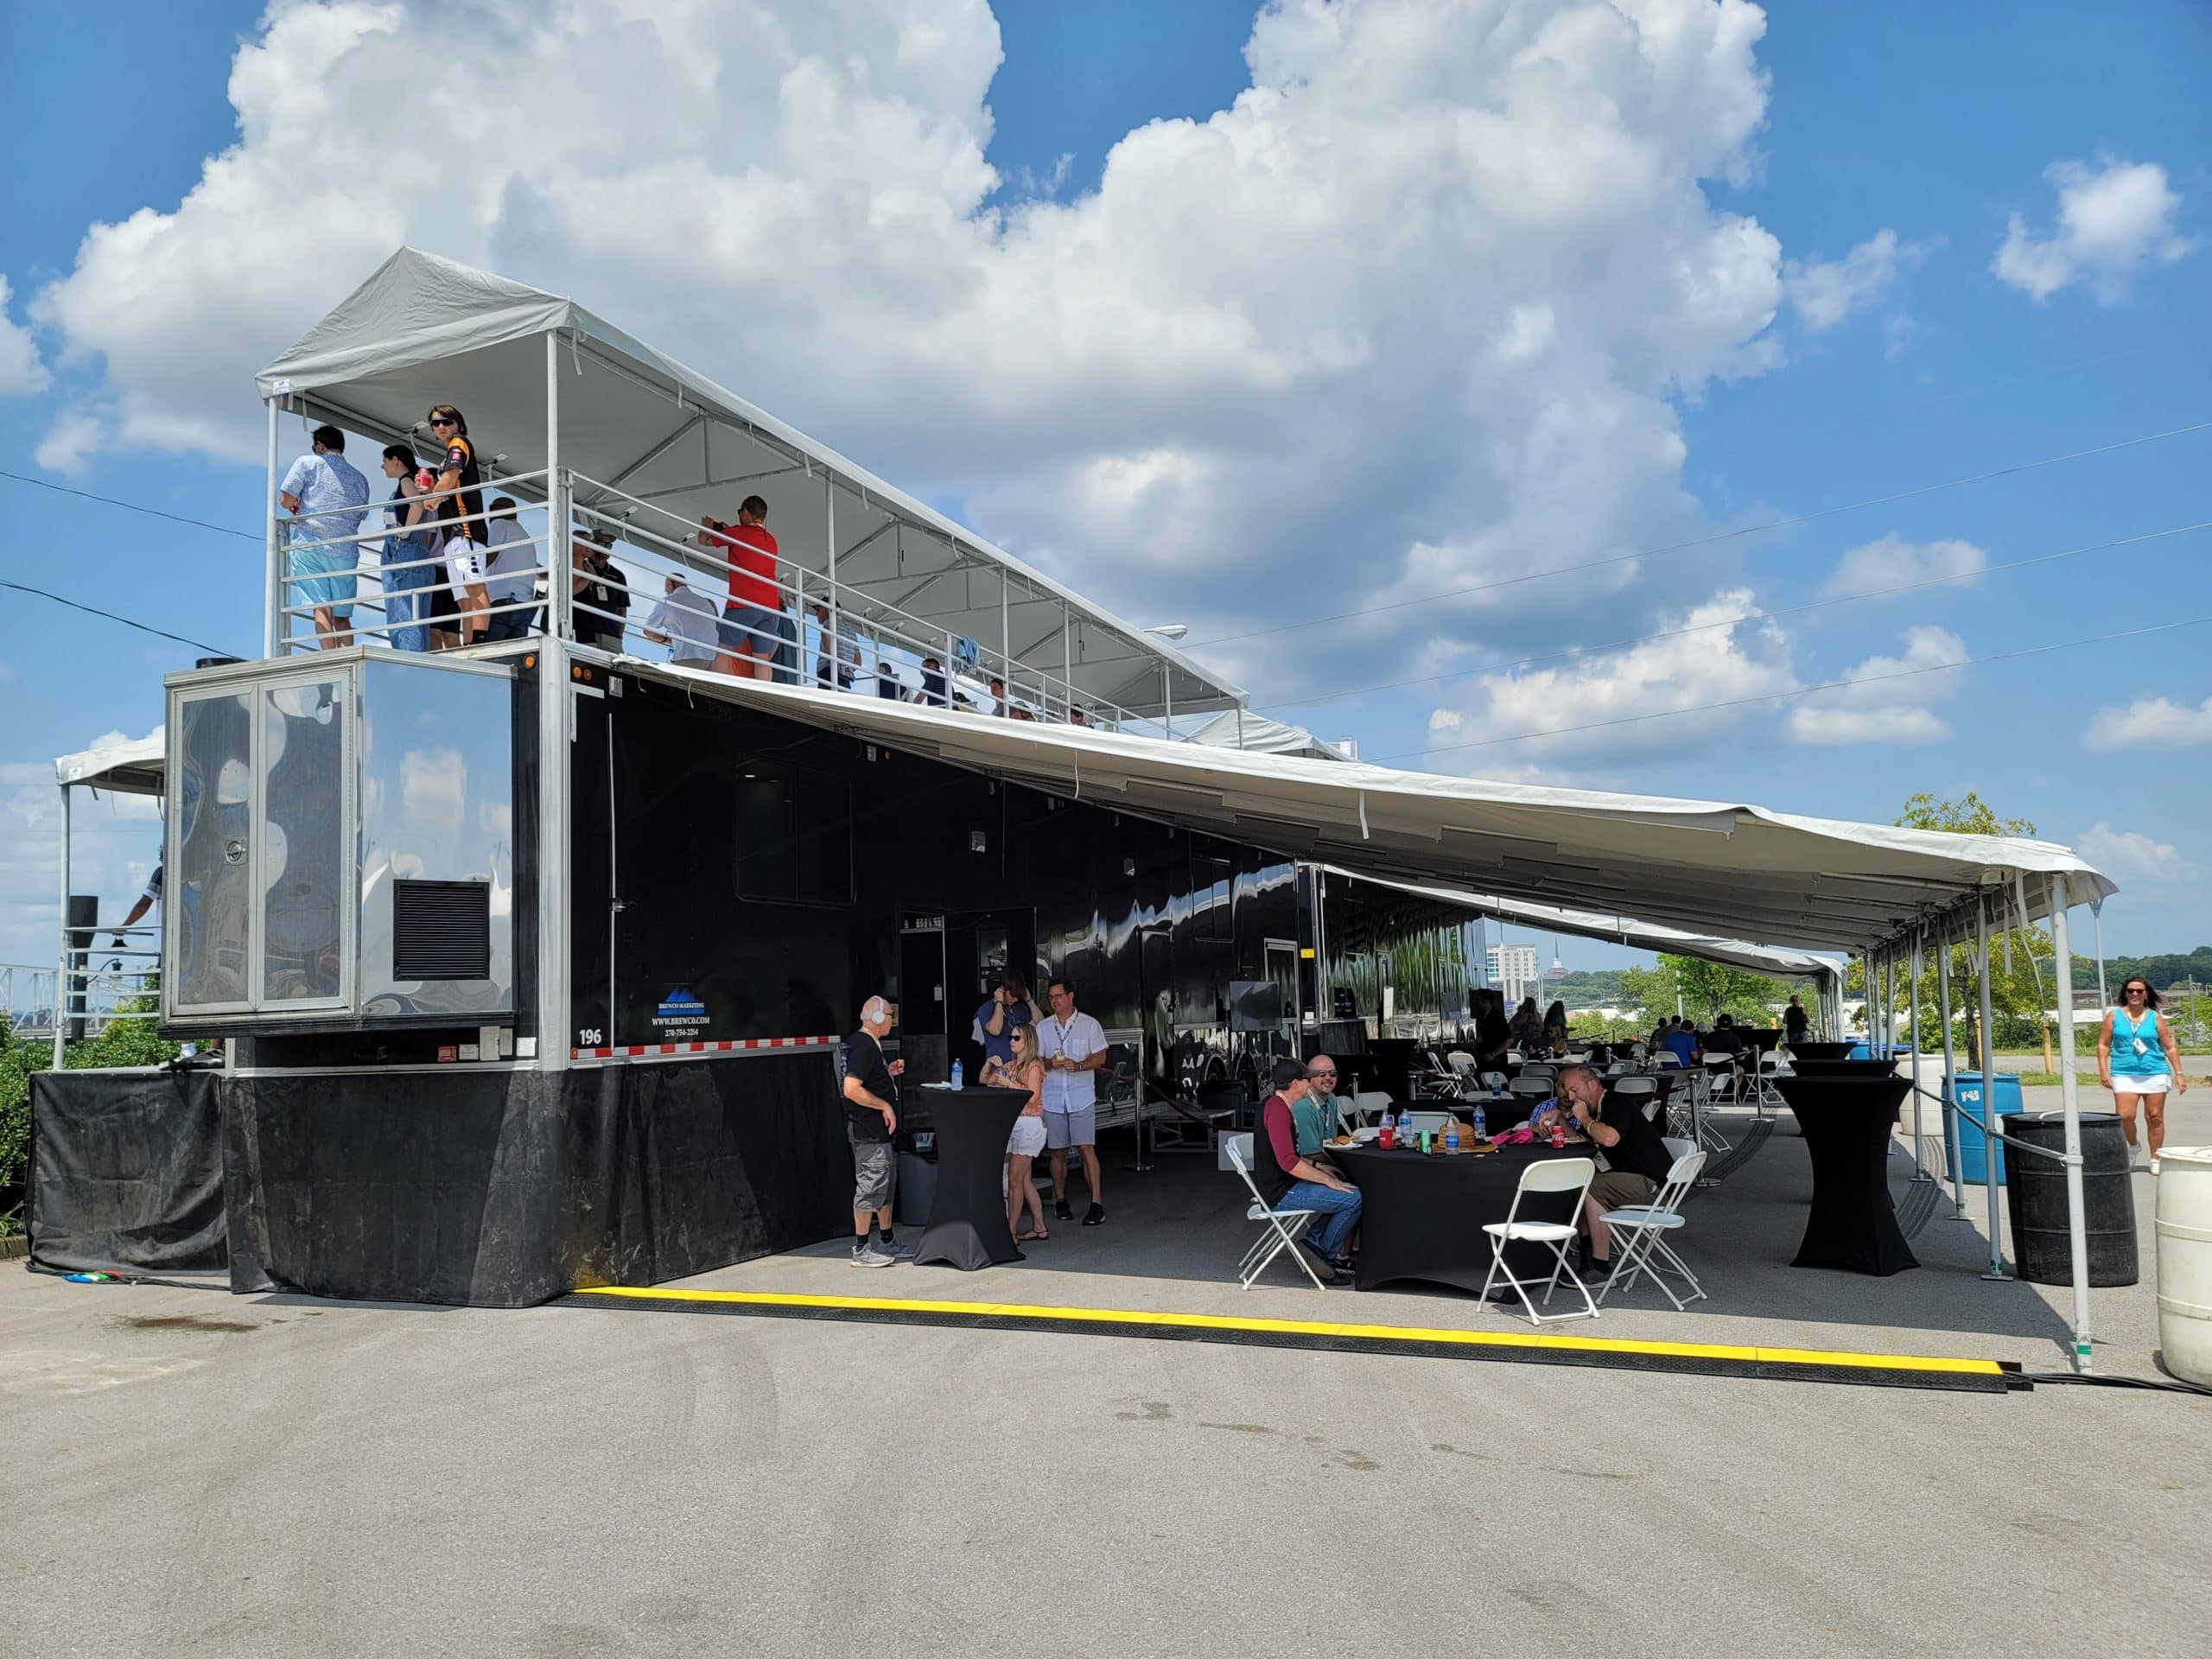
[378,443,435,651]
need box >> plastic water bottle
[1444,1120,1460,1153]
[950,1059,964,1090]
[1472,1103,1487,1142]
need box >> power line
[0,467,263,542]
[1187,416,2212,649]
[1373,613,2212,762]
[0,576,237,657]
[1255,518,2212,716]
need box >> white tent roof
[54,733,165,797]
[1186,709,1350,762]
[617,663,2113,954]
[1326,868,1842,987]
[257,248,1239,721]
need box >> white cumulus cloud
[1424,587,1797,763]
[24,0,1798,713]
[1784,228,1922,330]
[1993,157,2196,303]
[1818,533,1986,601]
[2077,823,2200,884]
[34,410,105,476]
[2084,695,2212,751]
[1785,625,1967,746]
[0,275,48,396]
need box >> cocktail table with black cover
[1331,1141,1586,1294]
[1770,1074,1917,1275]
[1789,1041,1856,1063]
[911,1085,1030,1271]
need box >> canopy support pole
[1938,925,1965,1217]
[52,782,71,1069]
[1163,664,1173,741]
[2091,901,2107,1016]
[826,475,839,693]
[1975,901,2005,1279]
[264,397,283,658]
[1000,572,1010,706]
[537,330,572,1074]
[1062,604,1071,721]
[1910,933,1930,1180]
[2049,874,2094,1371]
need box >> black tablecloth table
[1331,1141,1589,1294]
[1770,1075,1917,1275]
[911,1085,1031,1271]
[1789,1041,1856,1063]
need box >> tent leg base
[1980,1269,2012,1282]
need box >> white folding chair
[1351,1090,1394,1128]
[1661,1135,1695,1162]
[1224,1135,1326,1290]
[1403,1109,1457,1137]
[1613,1074,1660,1122]
[1445,1051,1478,1078]
[1478,1071,1507,1093]
[1592,1149,1709,1310]
[1480,1157,1599,1325]
[1749,1052,1789,1117]
[1651,1052,1681,1071]
[1520,1064,1557,1087]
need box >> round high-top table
[911,1085,1030,1271]
[1789,1041,1856,1063]
[1331,1141,1589,1294]
[1770,1074,1917,1275]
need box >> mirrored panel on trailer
[168,689,256,1014]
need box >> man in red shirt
[706,493,780,680]
[1251,1057,1363,1278]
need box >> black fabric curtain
[29,1067,228,1276]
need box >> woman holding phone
[984,1024,1052,1242]
[2099,977,2186,1174]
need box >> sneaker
[1296,1240,1338,1282]
[1083,1203,1106,1227]
[850,1244,893,1268]
[875,1233,908,1256]
[1053,1197,1073,1223]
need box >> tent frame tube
[2048,874,2094,1370]
[264,397,283,658]
[1938,926,1966,1217]
[51,783,71,1069]
[1909,933,1930,1180]
[538,329,571,1073]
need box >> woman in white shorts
[986,1024,1052,1241]
[2099,977,2186,1174]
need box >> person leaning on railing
[377,443,435,652]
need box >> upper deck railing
[272,463,1197,736]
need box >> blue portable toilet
[1948,1072,2020,1185]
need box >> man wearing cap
[842,995,906,1267]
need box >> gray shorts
[1044,1107,1096,1150]
[850,1138,896,1212]
[720,601,779,655]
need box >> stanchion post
[2048,875,2094,1372]
[1976,900,2005,1279]
[1938,926,1964,1217]
[1910,932,1930,1180]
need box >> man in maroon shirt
[1251,1057,1363,1279]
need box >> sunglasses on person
[429,417,456,428]
[1307,1068,1336,1079]
[2123,985,2150,997]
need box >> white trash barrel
[2155,1147,2212,1388]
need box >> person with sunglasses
[423,404,489,643]
[2099,978,2186,1174]
[1295,1056,1347,1155]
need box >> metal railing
[267,463,1200,737]
[41,925,160,1048]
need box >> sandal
[1017,1229,1050,1242]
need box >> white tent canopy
[1185,709,1350,762]
[54,733,165,798]
[622,664,2113,955]
[1332,868,1843,988]
[258,248,1239,722]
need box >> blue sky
[2,1,2207,976]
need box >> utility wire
[0,576,237,657]
[1372,613,2212,762]
[1255,518,2212,716]
[0,467,264,542]
[1187,416,2212,649]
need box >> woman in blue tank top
[2098,978,2185,1173]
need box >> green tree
[1619,954,1795,1027]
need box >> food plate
[1349,1126,1382,1143]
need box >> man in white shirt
[645,575,719,665]
[476,498,541,641]
[278,424,372,651]
[1037,976,1109,1225]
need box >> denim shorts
[720,601,779,654]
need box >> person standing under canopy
[2100,978,2186,1174]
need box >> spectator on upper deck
[280,424,372,651]
[988,677,1008,716]
[705,495,779,680]
[423,405,489,644]
[810,600,860,690]
[378,443,435,652]
[570,530,631,651]
[1069,707,1089,727]
[478,498,539,641]
[919,657,948,708]
[645,575,719,666]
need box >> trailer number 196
[576,1027,604,1046]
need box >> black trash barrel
[2000,1112,2137,1287]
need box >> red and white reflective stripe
[571,1034,840,1061]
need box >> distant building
[1487,942,1538,1006]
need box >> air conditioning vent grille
[392,880,492,982]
